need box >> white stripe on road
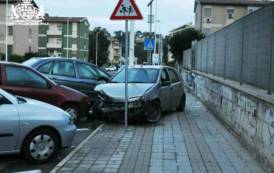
[14,170,42,173]
[76,128,90,132]
[50,124,104,173]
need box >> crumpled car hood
[95,83,154,100]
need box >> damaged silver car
[93,66,186,123]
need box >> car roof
[127,65,175,70]
[31,57,91,64]
[0,61,24,67]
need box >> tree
[89,27,111,66]
[168,27,204,62]
[162,36,169,64]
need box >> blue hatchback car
[23,57,111,105]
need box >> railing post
[213,34,217,76]
[206,38,209,73]
[268,4,274,94]
[223,30,227,80]
[240,19,245,85]
[200,40,203,71]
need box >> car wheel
[22,129,60,164]
[177,94,186,112]
[146,101,161,123]
[63,104,79,122]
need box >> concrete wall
[183,70,274,171]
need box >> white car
[0,89,76,163]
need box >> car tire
[146,101,161,123]
[63,104,80,122]
[21,129,60,164]
[177,94,186,112]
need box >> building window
[57,25,62,31]
[227,9,235,19]
[28,28,32,39]
[8,45,12,55]
[204,7,212,18]
[8,26,13,36]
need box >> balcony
[7,36,14,45]
[47,42,62,49]
[47,29,62,36]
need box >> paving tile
[53,94,266,173]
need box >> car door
[2,65,58,106]
[49,61,79,90]
[167,68,183,108]
[0,94,19,152]
[159,68,173,111]
[75,62,101,98]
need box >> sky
[35,0,195,36]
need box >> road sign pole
[125,20,129,127]
[110,0,143,127]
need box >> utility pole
[95,32,99,66]
[154,0,158,55]
[66,18,70,58]
[147,0,154,64]
[129,21,135,65]
[5,0,8,61]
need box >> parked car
[93,66,186,123]
[23,57,111,104]
[0,62,90,121]
[0,88,76,163]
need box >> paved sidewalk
[52,94,265,173]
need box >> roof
[0,0,38,8]
[44,17,89,23]
[169,23,193,34]
[194,0,272,11]
[197,0,271,5]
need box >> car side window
[52,61,76,77]
[97,68,110,79]
[37,62,53,74]
[167,69,180,84]
[76,63,98,79]
[5,66,49,89]
[161,69,170,83]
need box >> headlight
[128,96,145,109]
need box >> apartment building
[0,0,38,56]
[108,38,122,65]
[194,0,271,35]
[38,17,90,60]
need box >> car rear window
[22,58,39,67]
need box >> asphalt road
[0,119,102,173]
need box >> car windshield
[111,68,159,83]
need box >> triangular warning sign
[110,0,143,20]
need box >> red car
[0,62,90,121]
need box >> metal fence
[192,3,274,93]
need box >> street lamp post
[154,0,158,55]
[95,32,99,66]
[5,0,8,62]
[66,18,70,58]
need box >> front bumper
[94,100,149,121]
[57,124,77,148]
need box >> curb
[50,124,104,173]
